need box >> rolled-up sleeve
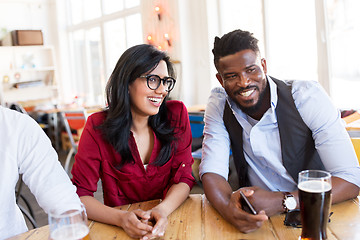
[293,80,360,187]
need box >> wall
[141,0,214,107]
[0,0,56,45]
[0,0,64,105]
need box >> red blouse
[71,100,195,207]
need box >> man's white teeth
[240,89,254,97]
[148,97,161,103]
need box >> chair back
[189,112,205,139]
[189,112,205,153]
[61,110,87,149]
[9,103,27,114]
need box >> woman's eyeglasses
[140,74,176,92]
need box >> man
[199,29,360,233]
[0,106,82,239]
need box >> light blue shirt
[199,76,360,191]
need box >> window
[213,0,359,109]
[217,0,317,81]
[70,30,86,94]
[66,0,143,106]
[264,0,318,81]
[103,14,143,78]
[326,0,360,109]
[218,0,264,53]
[85,27,103,105]
[103,19,126,78]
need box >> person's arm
[199,88,233,181]
[142,182,190,239]
[325,176,359,203]
[80,196,153,239]
[290,177,358,209]
[202,173,268,233]
[18,113,82,215]
[243,176,360,217]
[292,81,360,201]
[199,89,267,233]
[288,177,359,209]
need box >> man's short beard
[237,87,267,116]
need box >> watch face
[285,197,297,210]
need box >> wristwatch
[282,192,297,212]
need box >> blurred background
[0,0,359,111]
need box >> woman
[71,44,195,240]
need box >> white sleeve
[199,87,231,180]
[293,80,360,187]
[18,115,82,215]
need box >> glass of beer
[48,205,90,240]
[298,170,332,240]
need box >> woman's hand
[140,207,168,240]
[138,182,190,239]
[118,209,153,239]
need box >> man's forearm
[202,173,233,216]
[284,176,359,211]
[330,176,359,204]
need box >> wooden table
[8,194,360,240]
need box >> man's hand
[244,186,284,216]
[224,189,268,233]
[202,173,268,233]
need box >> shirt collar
[268,75,278,110]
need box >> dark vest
[223,77,325,187]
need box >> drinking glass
[298,170,332,240]
[48,205,90,240]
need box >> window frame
[65,0,142,105]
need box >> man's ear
[216,73,224,87]
[261,58,267,75]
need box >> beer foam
[298,180,331,193]
[51,223,89,240]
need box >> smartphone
[284,209,301,227]
[240,191,257,215]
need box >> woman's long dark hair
[101,44,176,168]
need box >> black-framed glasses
[139,74,176,92]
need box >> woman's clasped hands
[119,207,168,240]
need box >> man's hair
[212,29,260,69]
